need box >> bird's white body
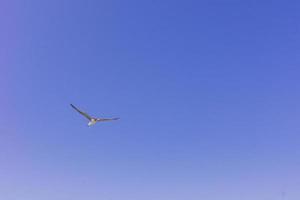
[88,119,97,126]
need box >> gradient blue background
[1,0,300,199]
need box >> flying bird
[70,104,119,126]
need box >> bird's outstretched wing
[96,117,120,122]
[70,104,92,120]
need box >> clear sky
[1,0,300,199]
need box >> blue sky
[1,0,300,199]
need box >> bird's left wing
[70,104,92,120]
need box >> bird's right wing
[70,104,92,120]
[97,117,120,122]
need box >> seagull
[70,104,119,126]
